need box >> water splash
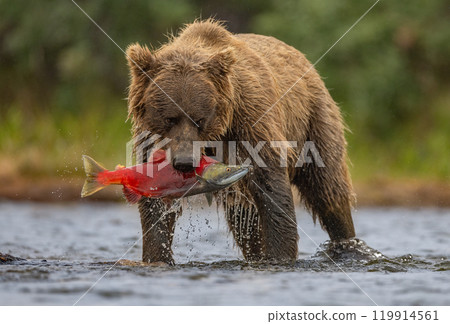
[314,238,385,262]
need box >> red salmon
[81,150,249,204]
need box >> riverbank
[1,175,449,207]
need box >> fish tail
[81,155,108,197]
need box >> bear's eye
[165,117,178,126]
[196,118,205,128]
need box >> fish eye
[196,118,205,128]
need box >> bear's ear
[201,48,236,79]
[126,43,159,79]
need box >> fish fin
[81,155,108,197]
[82,155,107,176]
[81,179,107,198]
[122,187,142,204]
[205,192,213,206]
[115,164,125,170]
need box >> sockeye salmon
[81,150,250,205]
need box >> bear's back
[173,21,313,91]
[234,33,312,87]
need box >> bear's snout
[172,155,195,173]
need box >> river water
[0,200,448,305]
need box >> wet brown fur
[126,19,355,264]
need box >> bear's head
[126,43,236,172]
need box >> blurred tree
[0,0,449,179]
[0,0,197,113]
[251,0,450,139]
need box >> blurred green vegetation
[0,0,449,182]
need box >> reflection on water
[0,201,449,305]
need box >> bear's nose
[172,156,195,173]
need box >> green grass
[0,101,131,179]
[347,94,450,182]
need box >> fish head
[199,163,250,189]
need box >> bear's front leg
[138,198,180,265]
[249,167,299,263]
[224,191,264,262]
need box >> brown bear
[126,19,355,265]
